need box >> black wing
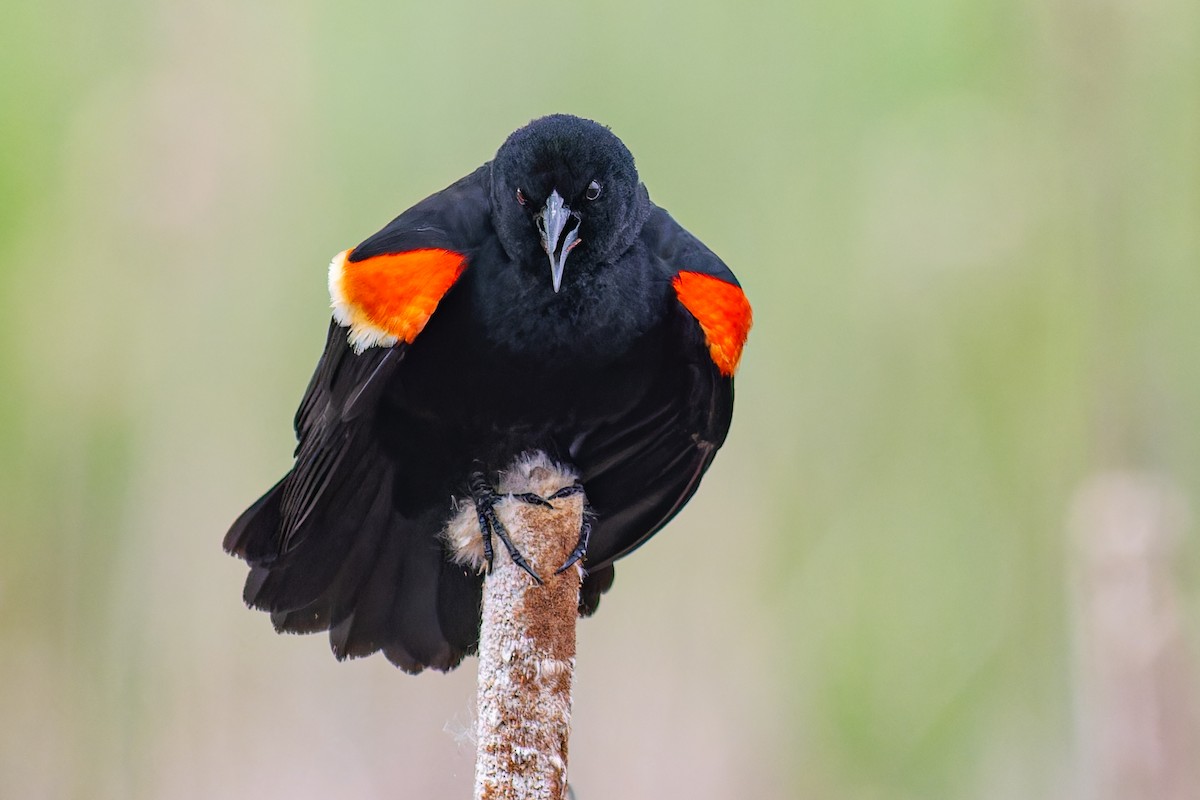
[574,205,740,574]
[224,167,493,672]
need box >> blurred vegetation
[2,0,1198,798]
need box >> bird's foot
[548,483,584,500]
[546,483,591,574]
[468,468,544,584]
[509,492,554,508]
[556,516,592,575]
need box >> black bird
[225,114,752,672]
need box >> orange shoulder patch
[672,271,752,376]
[329,247,467,352]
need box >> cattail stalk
[449,454,583,800]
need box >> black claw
[510,492,554,508]
[556,517,592,575]
[547,483,589,574]
[549,483,585,500]
[469,467,543,584]
[483,500,544,584]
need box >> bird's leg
[468,467,544,584]
[547,483,591,574]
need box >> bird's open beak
[538,190,581,293]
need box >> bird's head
[490,114,650,292]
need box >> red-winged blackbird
[225,114,752,672]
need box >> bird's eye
[516,188,526,206]
[585,181,602,201]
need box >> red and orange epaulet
[671,271,752,376]
[328,248,467,353]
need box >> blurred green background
[3,1,1198,798]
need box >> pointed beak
[537,190,581,293]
